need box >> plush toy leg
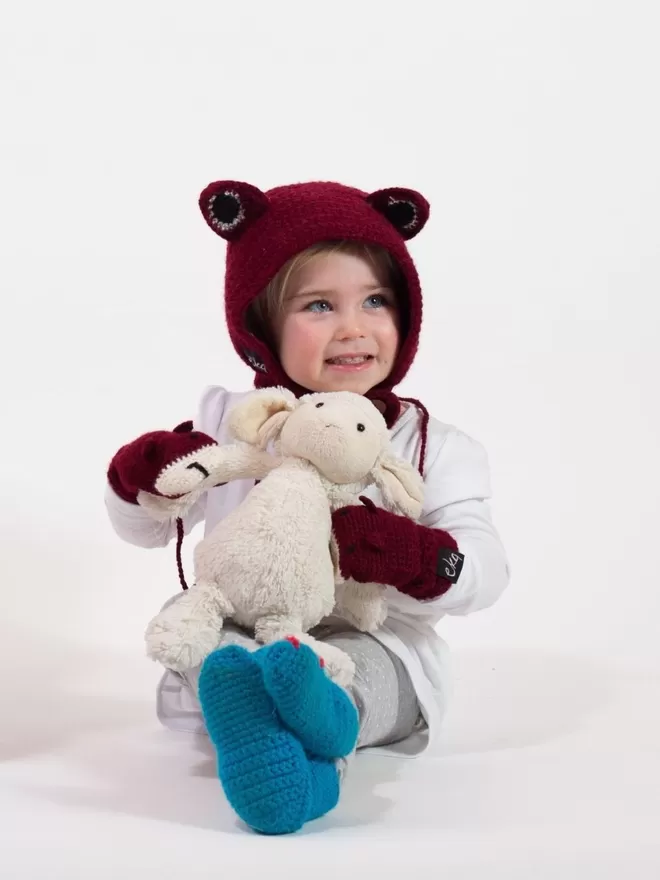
[145,581,234,672]
[198,645,341,835]
[257,639,359,760]
[296,633,356,688]
[333,581,388,633]
[253,614,304,644]
[254,616,356,688]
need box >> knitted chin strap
[398,397,430,476]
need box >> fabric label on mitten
[436,548,465,584]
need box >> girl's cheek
[283,316,323,352]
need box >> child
[105,180,510,834]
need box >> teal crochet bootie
[198,644,345,835]
[257,637,359,759]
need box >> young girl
[105,180,510,835]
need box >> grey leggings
[180,620,423,750]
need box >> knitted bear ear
[173,420,193,433]
[365,187,430,240]
[198,180,270,241]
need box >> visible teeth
[328,356,371,365]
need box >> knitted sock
[257,638,359,759]
[198,644,340,835]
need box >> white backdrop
[1,2,659,877]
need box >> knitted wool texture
[198,642,356,835]
[108,422,215,504]
[331,495,461,601]
[258,637,359,759]
[198,179,430,396]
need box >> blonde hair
[246,240,404,350]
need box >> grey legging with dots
[171,617,424,750]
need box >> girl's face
[275,250,401,394]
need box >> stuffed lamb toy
[143,387,424,686]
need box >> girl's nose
[335,307,366,340]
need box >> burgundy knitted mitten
[107,421,217,504]
[331,496,465,601]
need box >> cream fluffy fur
[143,388,424,687]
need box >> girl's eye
[365,294,388,308]
[305,300,332,313]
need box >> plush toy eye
[357,423,365,432]
[316,402,324,408]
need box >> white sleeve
[103,385,229,549]
[419,427,511,616]
[103,483,207,548]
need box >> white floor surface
[2,637,659,880]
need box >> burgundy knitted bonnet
[198,179,429,386]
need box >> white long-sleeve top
[105,385,510,756]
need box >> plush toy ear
[198,180,270,241]
[228,388,297,448]
[366,187,430,240]
[255,410,291,449]
[371,453,425,519]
